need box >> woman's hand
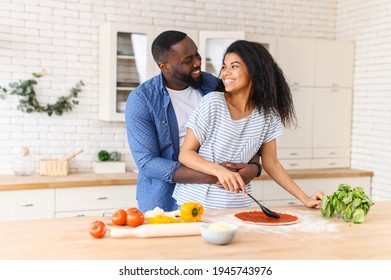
[215,166,247,194]
[219,162,258,184]
[302,191,324,208]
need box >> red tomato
[126,207,144,227]
[89,220,106,238]
[111,209,127,226]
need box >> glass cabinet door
[116,32,148,114]
[99,23,154,121]
[198,31,245,77]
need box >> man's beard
[182,72,203,89]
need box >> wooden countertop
[0,168,373,191]
[0,201,389,260]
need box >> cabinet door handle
[289,152,298,156]
[76,214,85,217]
[289,163,298,166]
[96,196,108,200]
[20,203,34,207]
[328,162,337,166]
[328,151,337,155]
[293,82,300,87]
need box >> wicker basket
[39,149,83,176]
[39,159,70,176]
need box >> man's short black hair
[151,30,187,63]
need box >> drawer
[262,180,296,201]
[312,158,350,169]
[55,208,119,218]
[0,189,55,221]
[277,148,312,159]
[313,148,350,158]
[55,185,137,212]
[260,199,300,207]
[280,159,312,170]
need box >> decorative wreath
[0,69,84,116]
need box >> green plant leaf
[352,208,365,224]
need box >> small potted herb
[93,150,126,174]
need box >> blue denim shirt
[125,72,219,212]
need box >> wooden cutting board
[109,222,204,238]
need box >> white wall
[2,0,389,200]
[336,0,391,200]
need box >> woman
[173,40,323,210]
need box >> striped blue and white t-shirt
[173,91,283,210]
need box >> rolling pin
[63,149,84,161]
[110,222,203,238]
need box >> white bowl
[200,223,238,245]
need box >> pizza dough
[234,210,300,226]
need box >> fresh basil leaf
[343,205,352,222]
[342,192,353,204]
[353,208,365,224]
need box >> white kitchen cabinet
[0,189,55,221]
[311,87,352,168]
[278,87,314,148]
[315,40,354,88]
[245,33,276,57]
[198,31,245,77]
[55,185,137,218]
[275,37,354,170]
[276,37,316,87]
[277,87,314,169]
[276,37,354,88]
[99,23,155,121]
[260,176,371,207]
[313,88,353,148]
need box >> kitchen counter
[0,168,373,191]
[0,201,389,260]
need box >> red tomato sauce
[234,211,299,224]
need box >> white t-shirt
[166,86,202,147]
[173,91,283,210]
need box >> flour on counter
[204,210,338,235]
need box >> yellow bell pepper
[180,202,204,222]
[147,215,179,224]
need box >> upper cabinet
[99,23,155,122]
[276,37,354,88]
[315,39,354,88]
[276,37,316,87]
[198,31,245,77]
[99,24,203,122]
[245,33,276,58]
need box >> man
[125,30,260,212]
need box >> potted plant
[92,150,126,174]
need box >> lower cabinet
[0,189,55,221]
[55,185,137,218]
[0,185,137,221]
[250,176,371,207]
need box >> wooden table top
[0,201,389,260]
